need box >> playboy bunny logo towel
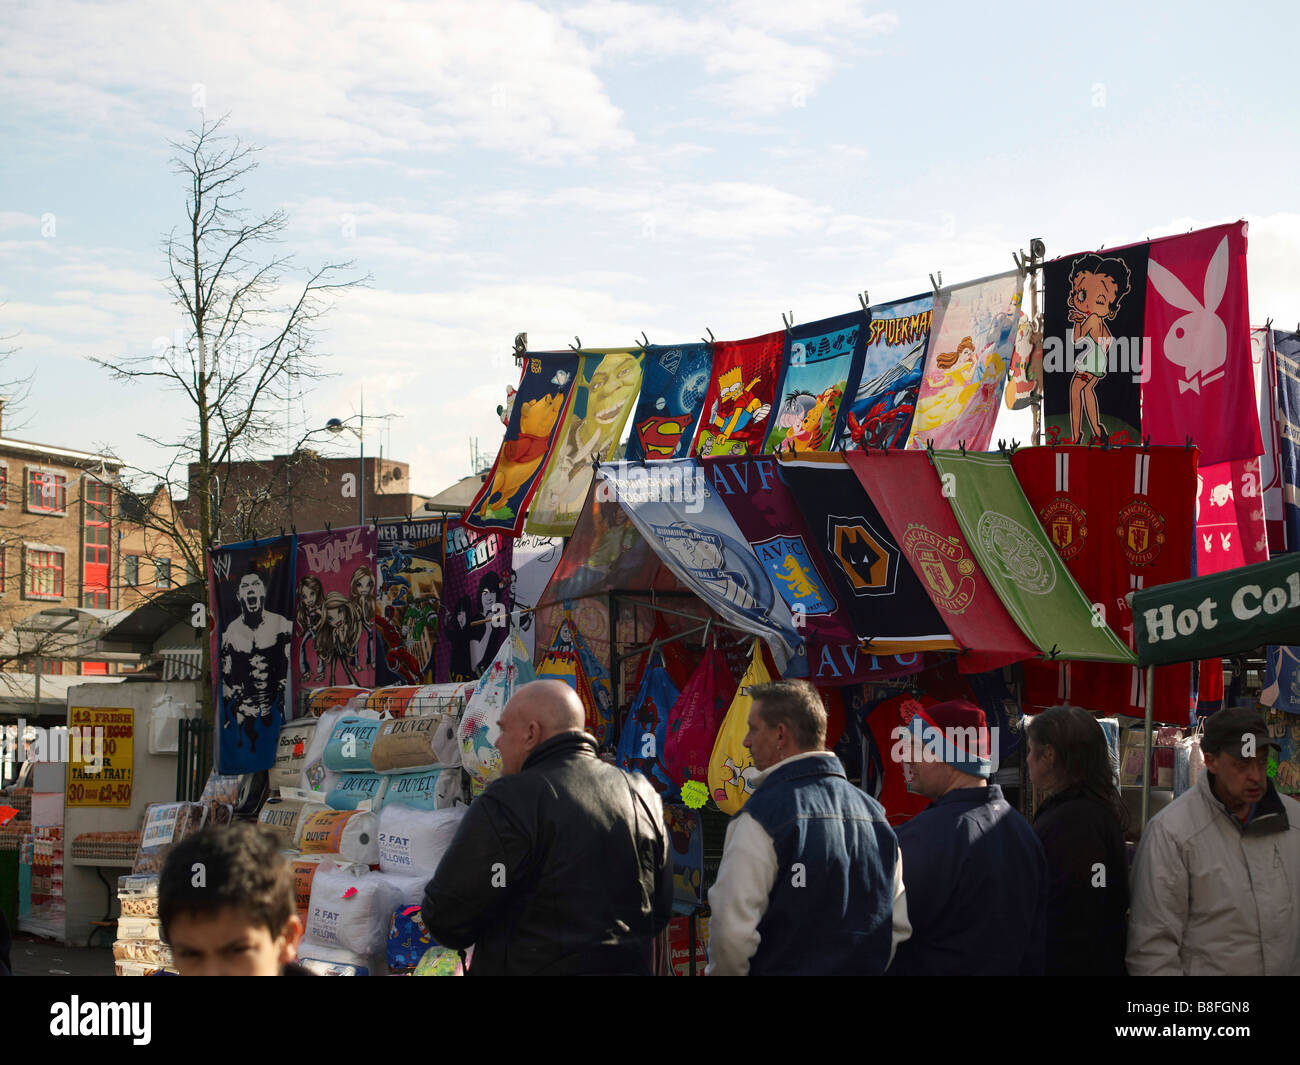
[1142,222,1261,464]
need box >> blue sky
[2,0,1298,497]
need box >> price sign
[66,707,134,808]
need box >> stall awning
[1133,553,1300,666]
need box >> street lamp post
[326,395,364,524]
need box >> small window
[186,557,201,585]
[0,464,7,508]
[26,469,68,514]
[24,546,65,601]
[124,555,139,585]
[82,591,108,609]
[155,557,171,588]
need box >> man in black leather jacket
[422,679,672,975]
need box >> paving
[9,934,116,977]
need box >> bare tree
[89,114,369,716]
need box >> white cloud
[0,0,633,164]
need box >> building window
[155,557,171,587]
[0,463,7,508]
[26,469,68,514]
[0,548,5,594]
[18,659,63,675]
[186,557,201,585]
[124,554,139,585]
[82,591,108,608]
[23,546,65,600]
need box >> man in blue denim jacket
[706,680,910,975]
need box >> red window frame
[26,469,68,514]
[24,547,65,600]
[0,463,8,509]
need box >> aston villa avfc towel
[931,450,1135,663]
[210,536,296,774]
[693,331,786,457]
[625,343,713,462]
[1142,222,1261,464]
[527,348,645,537]
[1042,242,1147,447]
[762,311,865,455]
[778,453,956,655]
[834,295,933,450]
[845,449,1036,673]
[465,353,580,534]
[1011,446,1196,724]
[702,454,855,646]
[908,272,1023,451]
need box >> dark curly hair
[158,823,295,942]
[1027,705,1129,831]
[1068,253,1132,319]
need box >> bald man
[421,680,673,975]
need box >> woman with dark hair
[444,595,476,682]
[1026,705,1129,975]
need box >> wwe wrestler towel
[210,536,296,774]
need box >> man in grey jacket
[1128,706,1300,975]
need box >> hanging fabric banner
[834,295,933,450]
[210,535,296,774]
[1252,328,1284,551]
[527,348,644,537]
[1134,553,1300,667]
[292,527,380,705]
[1261,647,1300,715]
[1004,311,1043,411]
[375,519,444,687]
[707,640,772,816]
[692,331,786,457]
[615,648,681,800]
[907,271,1023,450]
[777,453,957,654]
[464,353,580,534]
[1272,329,1300,552]
[1041,242,1148,446]
[1195,458,1269,575]
[930,450,1135,663]
[1011,446,1197,725]
[703,454,855,646]
[1141,221,1261,463]
[845,448,1037,673]
[625,342,714,462]
[663,645,735,792]
[762,310,865,455]
[536,614,614,744]
[510,534,562,661]
[598,459,806,666]
[437,521,515,683]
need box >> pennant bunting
[835,295,933,450]
[464,353,580,534]
[908,271,1024,450]
[929,450,1135,663]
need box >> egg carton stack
[114,803,206,976]
[261,683,473,975]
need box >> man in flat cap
[1128,706,1300,975]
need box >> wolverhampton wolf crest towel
[763,311,865,455]
[210,535,296,774]
[465,353,580,534]
[693,331,786,457]
[626,343,713,462]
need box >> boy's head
[158,823,302,976]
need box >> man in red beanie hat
[887,699,1047,975]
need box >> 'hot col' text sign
[1133,554,1300,667]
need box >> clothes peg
[858,291,870,312]
[570,336,582,351]
[324,521,331,532]
[702,328,715,347]
[929,271,943,298]
[639,331,650,349]
[782,311,794,335]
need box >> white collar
[751,749,836,786]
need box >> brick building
[117,483,201,611]
[0,407,122,678]
[181,450,434,541]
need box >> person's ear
[279,913,304,963]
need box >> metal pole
[358,391,365,525]
[1140,663,1155,830]
[34,654,41,721]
